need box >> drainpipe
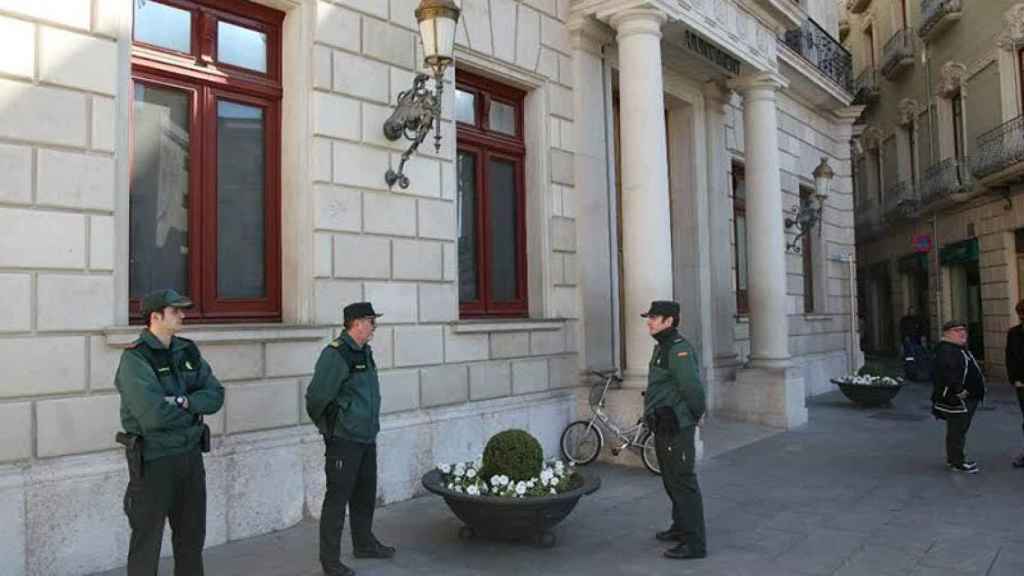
[847,254,858,371]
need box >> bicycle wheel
[640,431,661,475]
[560,420,603,465]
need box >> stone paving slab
[92,381,1024,576]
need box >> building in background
[847,0,1024,377]
[0,1,862,573]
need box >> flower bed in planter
[421,430,601,547]
[831,375,903,407]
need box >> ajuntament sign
[684,30,741,76]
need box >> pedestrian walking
[114,289,224,575]
[642,300,707,559]
[1004,300,1024,468]
[931,320,986,473]
[306,302,395,576]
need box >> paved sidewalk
[94,381,1024,576]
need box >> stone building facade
[0,0,861,573]
[847,0,1024,378]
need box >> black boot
[655,528,685,542]
[663,543,706,559]
[353,536,396,559]
[323,563,355,576]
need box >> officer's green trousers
[655,425,706,553]
[123,449,206,576]
[320,436,378,571]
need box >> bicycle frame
[585,373,649,453]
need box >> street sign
[911,234,931,253]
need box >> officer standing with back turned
[306,302,395,576]
[642,300,707,559]
[114,289,224,575]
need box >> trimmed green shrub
[482,429,543,482]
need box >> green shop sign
[939,239,979,265]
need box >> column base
[715,366,807,429]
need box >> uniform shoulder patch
[677,351,688,357]
[329,340,341,348]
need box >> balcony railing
[881,28,914,79]
[972,114,1024,183]
[919,0,962,40]
[783,18,853,92]
[847,0,871,14]
[853,68,880,103]
[883,180,919,220]
[920,157,973,205]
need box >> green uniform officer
[306,302,395,576]
[114,289,224,576]
[642,300,707,560]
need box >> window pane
[218,21,267,73]
[457,151,478,302]
[455,89,475,125]
[217,100,266,299]
[134,1,192,53]
[131,83,191,300]
[488,158,519,302]
[489,100,515,136]
[735,214,748,290]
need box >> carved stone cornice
[860,125,884,150]
[996,3,1024,50]
[936,61,967,98]
[897,98,921,126]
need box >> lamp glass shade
[419,13,457,71]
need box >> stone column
[570,16,616,373]
[702,81,741,412]
[609,9,672,387]
[719,73,807,429]
[734,73,790,368]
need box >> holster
[115,432,144,482]
[199,420,211,453]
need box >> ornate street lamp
[383,0,461,189]
[785,157,833,253]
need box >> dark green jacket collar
[340,331,365,351]
[653,328,680,346]
[138,329,174,350]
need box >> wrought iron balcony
[853,68,880,103]
[847,0,871,14]
[883,180,919,221]
[920,157,973,205]
[881,28,914,79]
[782,18,853,92]
[919,0,962,40]
[972,114,1024,184]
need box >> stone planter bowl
[831,379,903,407]
[421,468,600,548]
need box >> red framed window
[455,72,528,318]
[732,162,749,315]
[130,0,283,323]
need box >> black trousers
[1017,387,1024,441]
[946,398,979,465]
[123,450,206,576]
[320,436,377,570]
[655,425,706,554]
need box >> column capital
[608,8,667,40]
[727,71,788,97]
[832,105,867,126]
[702,80,733,113]
[568,14,614,53]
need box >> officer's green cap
[942,320,967,332]
[343,302,382,323]
[141,289,193,317]
[641,300,680,318]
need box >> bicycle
[559,369,661,475]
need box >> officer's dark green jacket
[115,330,224,461]
[305,332,381,444]
[644,328,706,428]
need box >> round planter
[831,379,903,407]
[421,469,600,548]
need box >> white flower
[490,475,501,487]
[466,468,477,479]
[515,482,527,495]
[453,485,463,493]
[550,488,557,494]
[439,464,451,474]
[466,485,480,496]
[454,467,465,478]
[500,475,510,486]
[527,480,535,488]
[446,483,454,490]
[480,484,489,493]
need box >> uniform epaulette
[175,335,195,345]
[329,339,341,348]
